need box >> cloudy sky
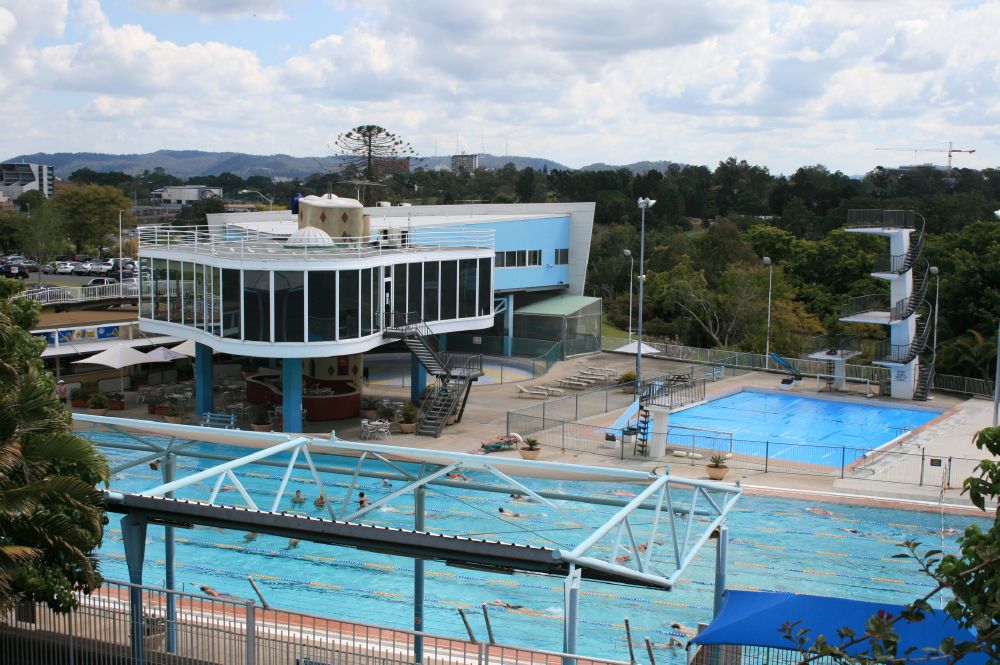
[1,0,997,175]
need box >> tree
[782,426,1000,663]
[0,281,108,613]
[49,185,133,255]
[174,197,226,226]
[333,125,415,180]
[16,200,68,277]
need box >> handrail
[845,208,920,229]
[808,334,862,356]
[841,294,889,318]
[138,223,494,259]
[875,302,932,363]
[16,282,138,305]
[890,261,931,321]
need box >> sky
[1,0,997,176]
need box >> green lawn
[602,314,629,339]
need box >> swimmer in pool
[488,599,524,610]
[446,472,471,482]
[358,492,371,508]
[498,507,520,518]
[611,489,636,497]
[807,507,833,516]
[287,538,300,549]
[291,490,306,505]
[314,494,326,508]
[381,478,392,490]
[243,532,258,542]
[670,621,694,637]
[200,586,233,598]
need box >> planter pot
[155,405,169,415]
[447,415,457,425]
[361,409,378,419]
[87,408,108,416]
[519,448,540,460]
[147,405,158,414]
[164,415,184,424]
[705,465,729,480]
[399,422,417,434]
[621,385,634,394]
[71,399,88,408]
[108,401,125,410]
[250,423,272,432]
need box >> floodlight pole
[239,189,274,210]
[713,522,729,617]
[118,209,124,282]
[635,198,655,388]
[763,257,773,369]
[163,452,178,653]
[414,479,426,663]
[624,249,634,342]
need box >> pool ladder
[634,407,651,456]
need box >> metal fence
[933,373,994,398]
[0,579,629,665]
[17,282,139,305]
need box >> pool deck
[81,351,998,514]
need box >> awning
[42,335,181,359]
[691,590,987,664]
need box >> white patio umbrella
[615,340,661,356]
[72,344,151,390]
[144,346,188,363]
[170,339,198,357]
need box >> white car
[55,262,76,275]
[90,260,115,275]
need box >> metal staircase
[383,311,483,437]
[874,302,932,364]
[890,262,931,322]
[634,407,651,456]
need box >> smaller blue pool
[617,390,943,467]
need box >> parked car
[90,260,115,276]
[119,277,138,288]
[73,261,94,275]
[14,259,40,272]
[56,262,78,275]
[86,277,118,287]
[41,262,58,274]
[2,264,29,279]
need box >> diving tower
[839,209,934,400]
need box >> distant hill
[4,150,574,180]
[580,160,681,175]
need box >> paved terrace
[73,351,997,512]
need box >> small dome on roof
[284,225,335,247]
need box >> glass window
[555,248,569,265]
[274,271,304,342]
[528,250,542,266]
[423,261,439,322]
[495,252,506,268]
[459,259,476,319]
[209,267,221,334]
[181,262,195,326]
[222,268,241,338]
[243,270,270,342]
[393,263,407,320]
[339,269,359,339]
[361,268,374,336]
[441,260,457,320]
[151,258,167,321]
[408,263,422,322]
[307,271,337,341]
[166,260,181,323]
[193,263,205,329]
[478,257,491,316]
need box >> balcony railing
[138,224,495,260]
[890,263,931,322]
[808,334,861,357]
[846,209,919,229]
[840,294,889,318]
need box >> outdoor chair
[516,385,548,399]
[360,419,378,440]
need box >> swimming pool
[91,433,984,662]
[615,390,943,467]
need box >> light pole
[635,197,655,388]
[763,256,773,369]
[118,209,124,282]
[623,249,634,342]
[239,189,274,210]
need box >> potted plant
[87,392,109,415]
[706,454,730,480]
[146,395,160,414]
[618,371,636,394]
[360,395,378,420]
[70,387,89,408]
[107,391,126,410]
[377,403,395,422]
[155,400,170,416]
[519,437,541,460]
[399,403,419,433]
[248,405,272,432]
[163,405,186,424]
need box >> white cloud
[1,0,998,174]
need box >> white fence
[17,282,138,305]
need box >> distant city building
[0,162,55,199]
[271,176,293,184]
[451,154,479,173]
[152,185,223,205]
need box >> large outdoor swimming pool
[615,390,943,467]
[89,432,985,662]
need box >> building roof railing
[845,208,921,229]
[138,224,495,261]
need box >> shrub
[87,393,109,409]
[248,405,270,425]
[377,403,396,421]
[617,371,636,385]
[708,454,728,468]
[401,403,418,424]
[522,437,541,450]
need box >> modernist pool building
[136,199,600,433]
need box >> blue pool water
[90,434,983,662]
[617,390,942,467]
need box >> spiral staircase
[839,209,935,400]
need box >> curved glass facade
[140,257,493,344]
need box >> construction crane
[877,141,976,172]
